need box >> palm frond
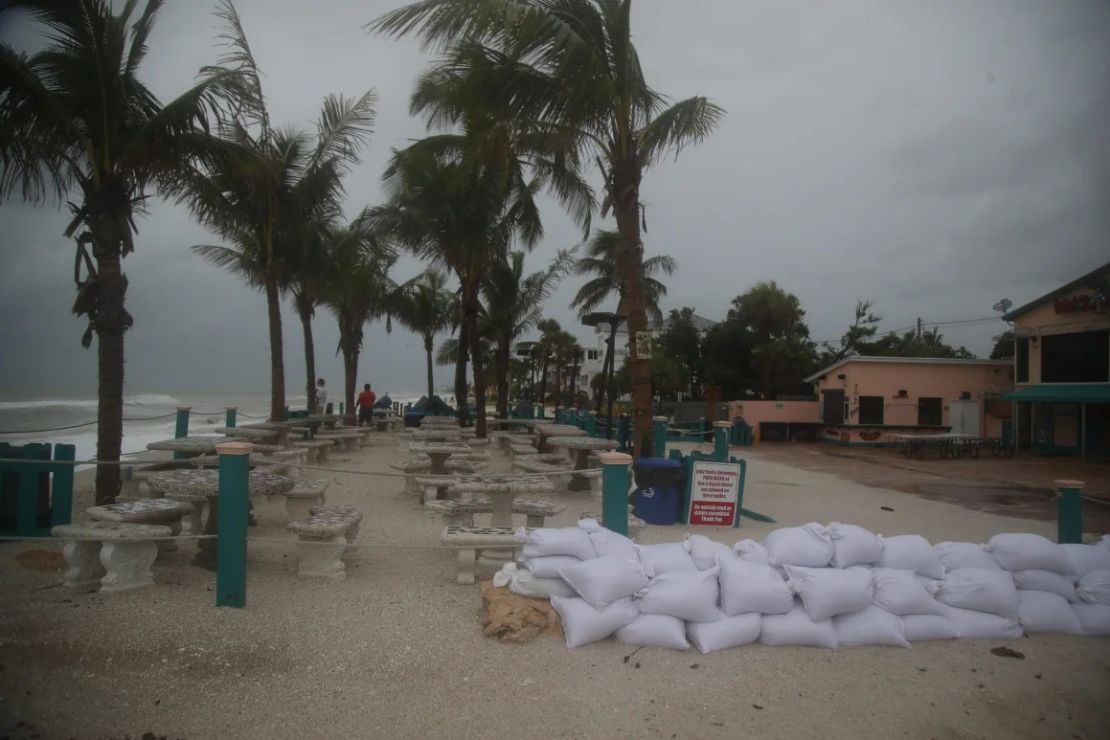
[638,95,725,164]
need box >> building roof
[1002,261,1110,321]
[1002,384,1110,404]
[804,355,1012,383]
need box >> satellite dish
[992,298,1012,313]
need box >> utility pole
[916,317,922,338]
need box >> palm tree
[393,269,456,399]
[480,250,574,418]
[372,0,723,455]
[284,226,329,412]
[319,214,397,421]
[571,230,676,325]
[185,1,376,422]
[534,318,563,414]
[0,0,245,503]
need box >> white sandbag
[733,538,770,564]
[635,568,721,623]
[935,568,1019,619]
[835,606,910,647]
[638,542,698,576]
[1011,569,1079,603]
[763,523,834,567]
[1061,543,1110,576]
[877,535,944,579]
[1076,569,1110,605]
[494,562,576,599]
[615,614,689,650]
[902,613,959,641]
[871,568,948,616]
[578,520,640,563]
[828,522,883,568]
[946,606,1022,639]
[551,596,638,648]
[518,526,597,561]
[1017,590,1082,635]
[521,554,582,579]
[559,555,650,609]
[1072,603,1110,636]
[686,612,762,654]
[785,564,875,622]
[760,603,838,649]
[986,533,1074,575]
[933,541,1000,571]
[718,556,794,616]
[685,534,733,570]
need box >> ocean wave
[0,393,184,411]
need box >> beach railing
[0,442,75,537]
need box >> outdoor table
[450,475,555,573]
[546,436,618,490]
[240,421,299,445]
[534,424,587,452]
[409,441,471,475]
[374,416,403,433]
[316,429,360,451]
[411,429,463,442]
[306,414,340,430]
[419,417,460,429]
[147,468,293,570]
[146,436,229,458]
[212,426,279,442]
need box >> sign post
[686,459,743,528]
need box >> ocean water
[0,391,423,463]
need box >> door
[822,389,845,425]
[949,399,979,436]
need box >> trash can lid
[633,456,683,470]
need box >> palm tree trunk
[423,335,435,399]
[264,276,285,421]
[553,360,562,417]
[454,307,470,426]
[495,335,511,418]
[464,285,487,438]
[343,341,358,424]
[538,355,550,417]
[91,237,126,505]
[298,304,316,414]
[613,163,652,456]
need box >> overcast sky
[1,0,1107,399]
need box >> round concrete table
[534,424,587,452]
[409,442,472,498]
[316,429,361,451]
[547,436,619,490]
[306,414,341,430]
[411,429,464,442]
[450,475,556,574]
[147,469,294,570]
[146,436,231,458]
[212,426,279,442]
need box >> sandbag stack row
[505,521,1110,652]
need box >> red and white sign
[687,460,741,527]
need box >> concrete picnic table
[146,468,293,570]
[146,436,229,458]
[534,423,587,452]
[306,414,341,430]
[239,421,303,445]
[212,426,279,442]
[315,428,361,451]
[547,436,618,491]
[449,475,555,527]
[373,416,404,432]
[411,428,464,442]
[409,441,471,477]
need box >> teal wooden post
[599,451,632,537]
[216,441,251,608]
[653,416,668,458]
[1056,479,1084,544]
[174,406,190,460]
[713,421,731,462]
[586,411,598,437]
[225,407,237,428]
[339,402,345,416]
[51,444,75,526]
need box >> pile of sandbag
[503,521,1110,651]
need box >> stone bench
[426,498,566,527]
[288,506,362,579]
[291,438,334,462]
[52,522,172,592]
[579,469,602,494]
[465,437,491,449]
[441,526,527,584]
[86,499,194,554]
[317,431,360,452]
[579,511,646,542]
[509,443,538,457]
[281,479,331,520]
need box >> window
[586,349,600,361]
[1015,337,1029,383]
[858,396,884,425]
[917,397,943,426]
[580,375,589,386]
[1041,330,1109,383]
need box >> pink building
[803,356,1013,446]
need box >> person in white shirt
[316,378,329,413]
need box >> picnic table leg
[568,449,592,492]
[193,495,218,571]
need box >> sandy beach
[1,436,1108,740]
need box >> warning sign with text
[687,460,741,527]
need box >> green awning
[1002,384,1110,404]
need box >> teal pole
[174,406,191,460]
[51,444,75,526]
[600,451,631,537]
[653,416,668,458]
[1056,479,1084,544]
[586,411,598,437]
[713,421,730,462]
[216,441,251,608]
[225,407,237,428]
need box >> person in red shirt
[356,383,377,426]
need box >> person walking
[356,383,377,427]
[316,378,330,415]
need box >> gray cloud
[1,0,1107,398]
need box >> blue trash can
[632,457,685,526]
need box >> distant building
[1001,262,1110,458]
[578,312,718,398]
